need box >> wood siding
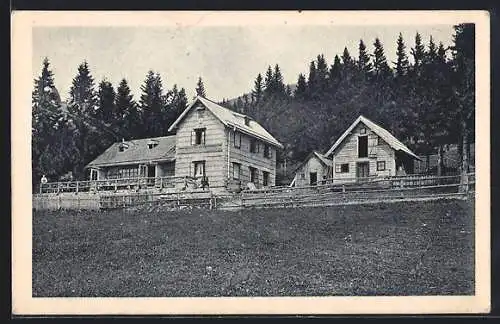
[228,129,277,188]
[294,155,332,187]
[331,122,396,179]
[173,107,228,191]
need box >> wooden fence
[33,173,475,211]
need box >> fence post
[76,181,79,193]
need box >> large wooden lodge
[85,96,284,193]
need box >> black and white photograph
[12,10,490,315]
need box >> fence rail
[33,173,475,211]
[37,175,209,194]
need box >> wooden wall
[173,106,228,191]
[331,123,396,179]
[294,155,331,187]
[228,129,277,188]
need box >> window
[234,131,241,148]
[193,161,206,177]
[147,140,159,149]
[263,171,270,186]
[249,167,258,183]
[310,172,317,186]
[244,116,250,126]
[300,173,305,179]
[358,135,368,158]
[121,166,139,179]
[90,169,98,181]
[335,163,349,173]
[232,162,241,180]
[360,127,366,134]
[250,139,258,153]
[263,145,270,158]
[376,136,382,145]
[377,161,386,171]
[196,106,205,119]
[192,128,206,145]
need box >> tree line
[31,61,211,185]
[225,24,474,180]
[32,23,474,187]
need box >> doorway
[356,162,369,179]
[310,172,318,186]
[147,165,156,185]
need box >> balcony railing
[37,176,207,194]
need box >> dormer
[244,116,250,126]
[147,139,159,149]
[118,140,129,152]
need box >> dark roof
[85,136,176,168]
[168,96,283,149]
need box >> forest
[32,24,474,187]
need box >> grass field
[32,199,475,297]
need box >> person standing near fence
[40,175,48,193]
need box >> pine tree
[315,54,329,93]
[358,40,372,78]
[395,33,409,79]
[252,73,264,103]
[328,55,342,92]
[140,71,165,137]
[195,76,206,97]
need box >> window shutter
[203,130,206,145]
[191,130,195,145]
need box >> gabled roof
[325,115,420,160]
[293,151,332,174]
[168,96,283,149]
[85,136,176,169]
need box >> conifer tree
[358,40,372,78]
[97,79,116,125]
[195,76,206,97]
[264,65,274,97]
[372,38,392,79]
[395,33,409,79]
[68,61,98,116]
[116,78,140,140]
[273,64,286,96]
[252,73,264,103]
[411,32,426,74]
[294,73,307,100]
[307,61,317,98]
[140,71,165,137]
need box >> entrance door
[147,165,156,185]
[356,162,369,179]
[310,172,317,186]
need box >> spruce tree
[264,65,274,97]
[358,40,372,78]
[195,76,206,97]
[372,38,392,79]
[252,73,264,103]
[140,71,165,137]
[273,64,286,96]
[116,78,140,140]
[97,79,116,125]
[395,33,409,79]
[294,73,307,100]
[307,61,317,98]
[411,32,426,74]
[68,61,98,116]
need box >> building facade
[290,151,332,187]
[324,115,420,181]
[85,96,283,193]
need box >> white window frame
[232,162,241,180]
[193,161,206,177]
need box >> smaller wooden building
[85,136,176,183]
[324,115,420,181]
[290,151,332,187]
